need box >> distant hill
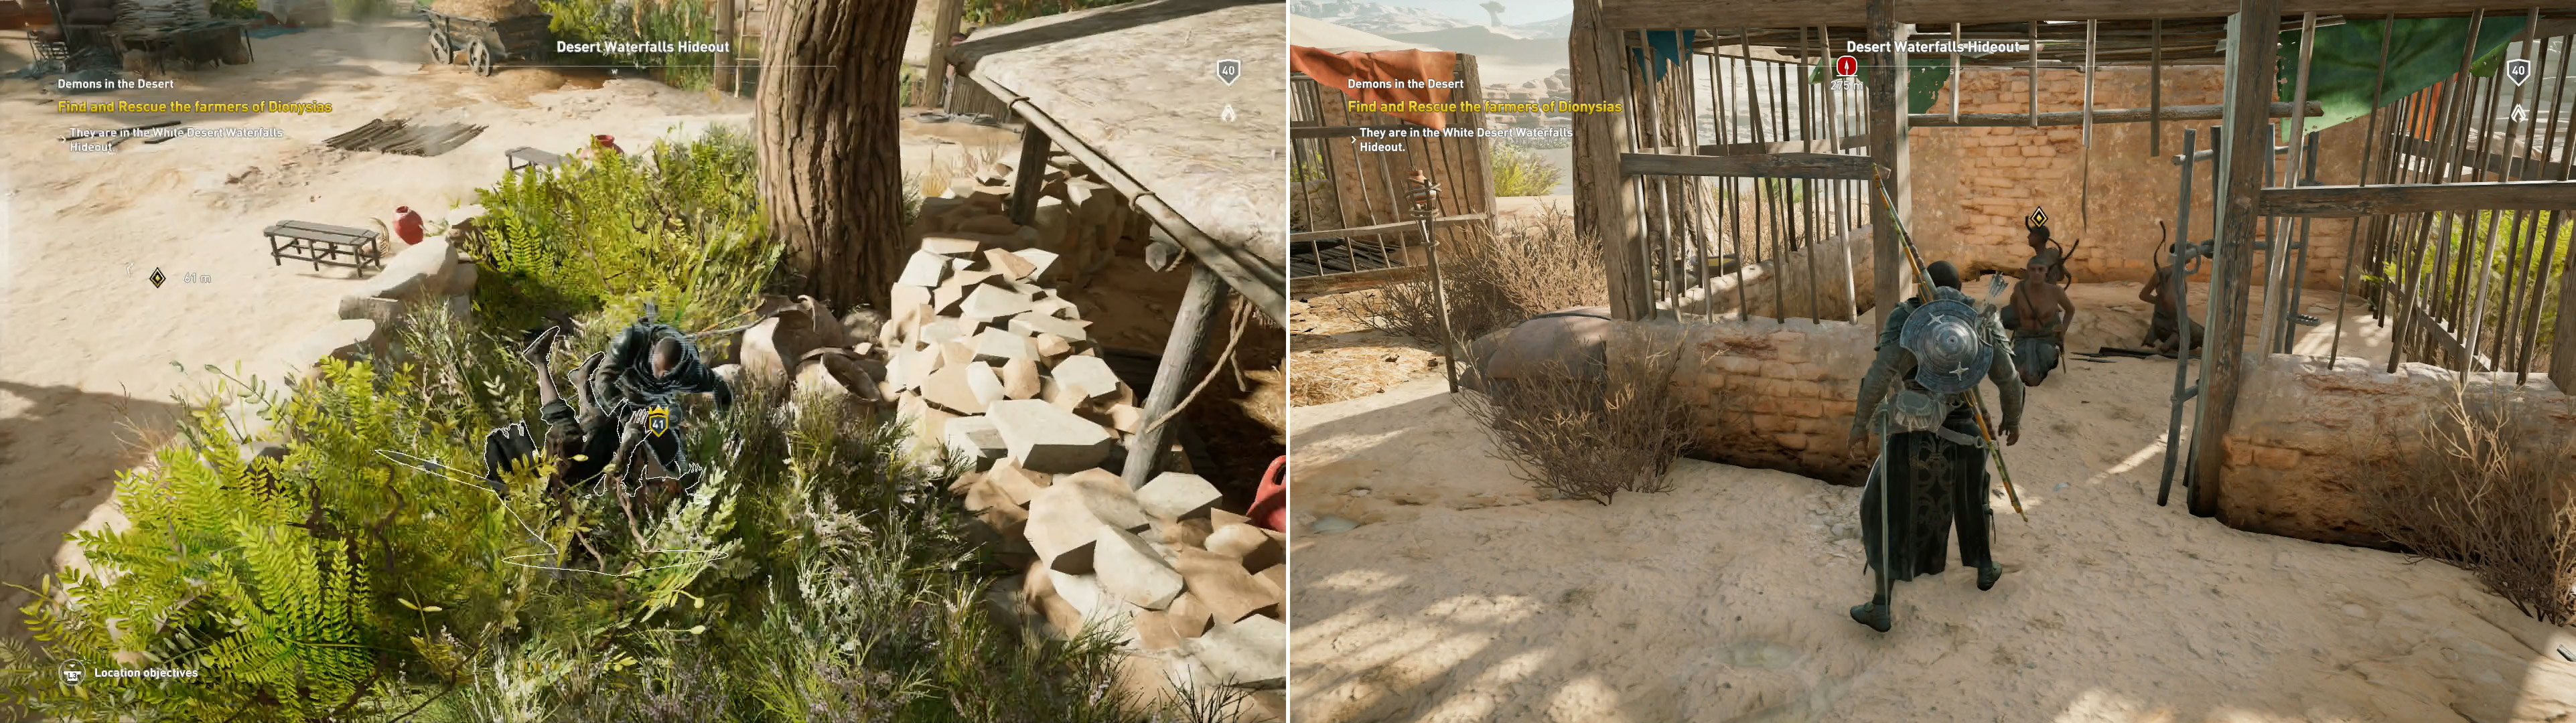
[1289,15,1441,54]
[1382,25,1567,68]
[1505,12,1569,39]
[1291,0,1478,36]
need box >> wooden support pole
[1621,151,1877,179]
[922,0,964,108]
[1121,262,1226,489]
[2190,0,2281,520]
[713,0,737,96]
[2151,18,2162,155]
[1869,0,1912,329]
[1910,101,2321,127]
[1571,0,1647,320]
[2258,179,2576,216]
[1950,23,1961,122]
[1696,134,1869,156]
[1600,0,2568,31]
[1006,126,1050,226]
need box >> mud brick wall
[1911,66,2367,291]
[2219,355,2576,548]
[1671,318,1878,485]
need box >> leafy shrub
[2366,210,2567,373]
[1489,142,1563,197]
[471,125,779,335]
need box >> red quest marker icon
[1835,56,1859,77]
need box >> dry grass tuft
[1364,205,1604,346]
[916,135,1012,200]
[2360,379,2576,625]
[1456,325,1705,505]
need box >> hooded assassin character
[1847,260,2026,633]
[583,305,731,485]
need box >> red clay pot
[592,135,623,155]
[1248,455,1286,532]
[393,206,423,246]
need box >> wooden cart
[423,10,548,76]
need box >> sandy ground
[1287,289,2576,722]
[1290,372,2576,723]
[0,20,776,625]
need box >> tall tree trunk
[757,0,915,313]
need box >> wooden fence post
[713,0,737,96]
[1571,0,1646,319]
[923,0,964,108]
[1865,0,1910,331]
[2190,0,2282,519]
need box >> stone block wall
[1911,66,2368,292]
[1672,318,1879,485]
[2219,354,2576,547]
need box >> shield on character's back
[1900,299,1991,394]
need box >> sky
[1370,0,1567,27]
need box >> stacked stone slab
[910,148,1150,291]
[296,234,474,381]
[879,210,1287,701]
[960,467,1288,694]
[728,294,888,408]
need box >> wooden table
[506,146,561,172]
[265,220,382,272]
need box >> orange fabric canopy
[1289,45,1461,131]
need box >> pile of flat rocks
[877,230,1286,702]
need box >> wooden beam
[2403,301,2494,370]
[1121,263,1226,489]
[1291,264,1423,299]
[1289,124,1423,139]
[713,0,737,96]
[2390,135,2576,182]
[2257,180,2576,217]
[1573,0,1649,320]
[1908,101,2320,127]
[1621,151,1877,179]
[967,71,1285,323]
[2190,0,2281,521]
[1867,0,1911,331]
[1287,214,1488,242]
[1695,133,1868,155]
[1006,127,1050,226]
[1602,0,2541,30]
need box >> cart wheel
[427,28,451,64]
[466,36,494,76]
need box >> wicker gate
[1287,54,1497,299]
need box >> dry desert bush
[1365,205,1605,346]
[2359,379,2576,625]
[1457,324,1705,505]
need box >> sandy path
[0,21,754,621]
[1289,357,2576,722]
